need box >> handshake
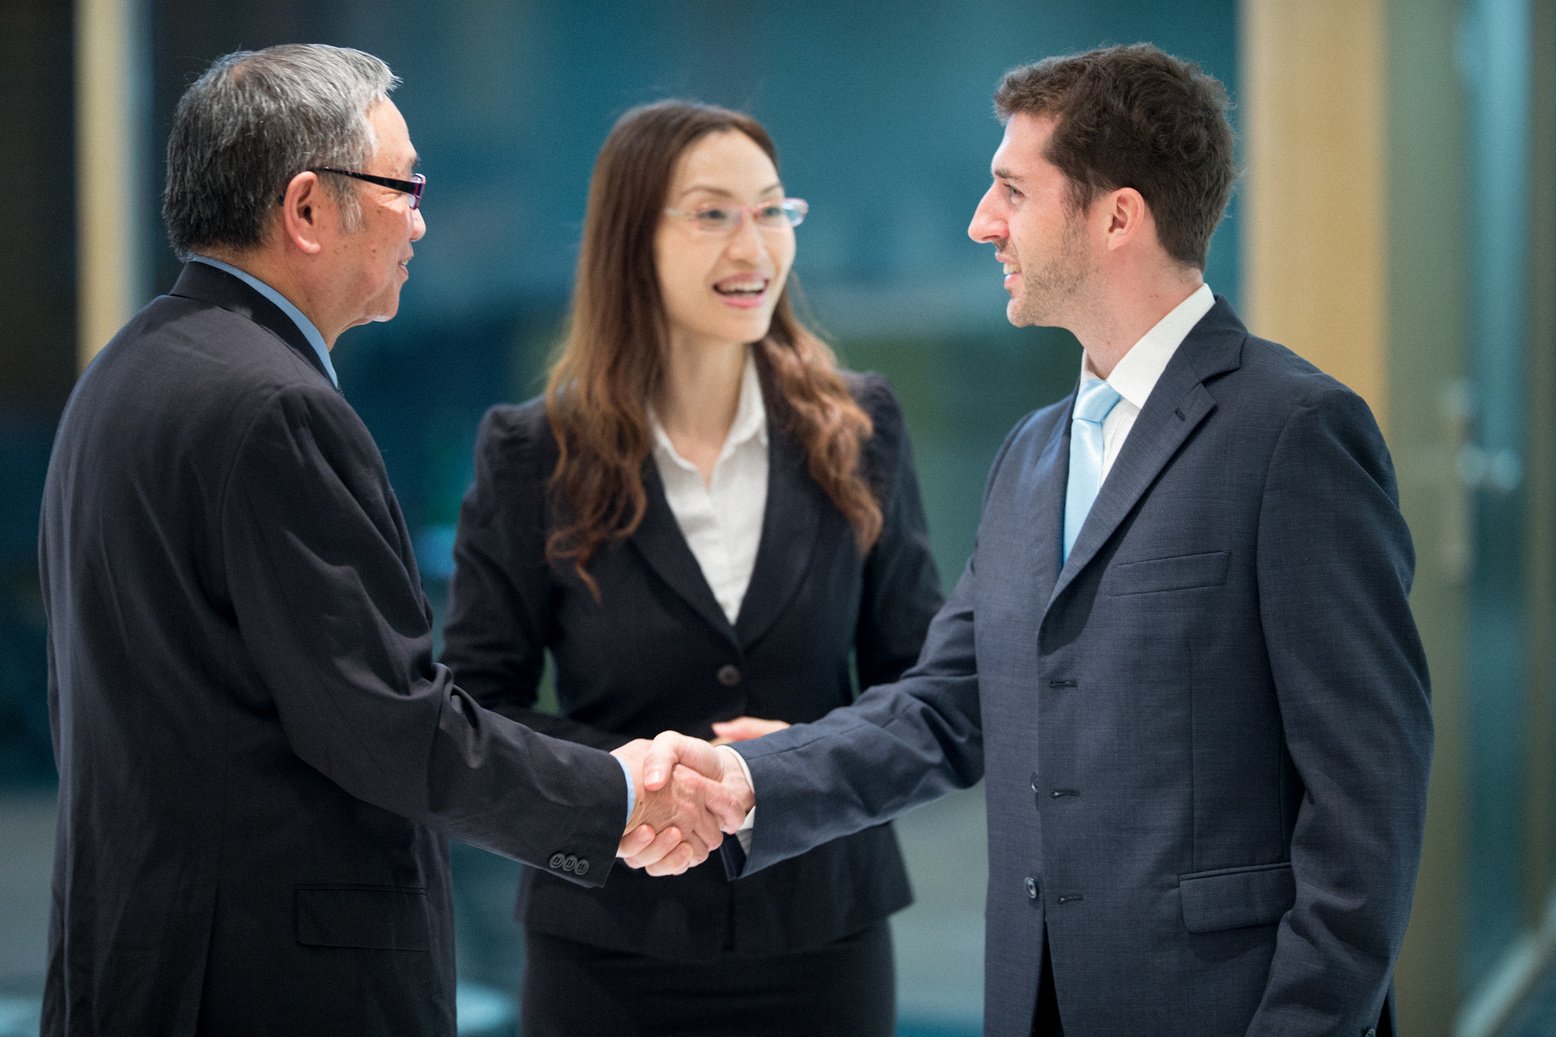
[611,729,762,877]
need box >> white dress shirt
[649,353,769,625]
[1088,282,1215,480]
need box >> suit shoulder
[477,395,550,444]
[94,299,354,445]
[472,395,556,495]
[840,371,917,487]
[224,380,385,495]
[1221,336,1389,460]
[177,293,338,387]
[1238,334,1363,408]
[217,363,360,455]
[843,370,907,430]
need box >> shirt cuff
[616,755,636,829]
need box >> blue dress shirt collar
[189,255,339,389]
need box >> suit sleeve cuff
[719,745,757,853]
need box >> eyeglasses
[663,198,808,234]
[310,167,427,210]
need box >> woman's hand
[710,716,791,745]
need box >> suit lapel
[626,431,822,650]
[628,463,739,646]
[1024,409,1071,613]
[735,431,822,648]
[1048,298,1246,607]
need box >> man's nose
[968,186,1003,244]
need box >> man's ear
[1100,186,1149,253]
[277,171,326,255]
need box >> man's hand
[612,731,755,876]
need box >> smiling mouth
[714,278,769,299]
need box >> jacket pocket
[1178,861,1294,934]
[1109,549,1230,596]
[295,884,430,951]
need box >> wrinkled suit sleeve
[218,383,627,881]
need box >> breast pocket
[295,884,430,951]
[1109,549,1230,597]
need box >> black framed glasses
[310,167,427,210]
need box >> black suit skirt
[520,921,894,1036]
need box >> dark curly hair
[994,43,1237,270]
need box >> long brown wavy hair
[545,100,881,594]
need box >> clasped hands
[611,729,761,876]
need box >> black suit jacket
[38,263,627,1037]
[441,372,943,960]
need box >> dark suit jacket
[38,263,628,1037]
[728,300,1433,1036]
[440,372,942,961]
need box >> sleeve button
[549,853,566,870]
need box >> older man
[40,44,723,1037]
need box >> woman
[441,100,943,1037]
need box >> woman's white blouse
[648,356,770,625]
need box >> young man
[637,44,1433,1037]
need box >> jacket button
[563,854,579,873]
[1361,1030,1376,1037]
[716,664,742,687]
[1025,877,1038,900]
[574,858,590,877]
[549,853,566,870]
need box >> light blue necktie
[1063,378,1122,562]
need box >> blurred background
[1,0,1552,1034]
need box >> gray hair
[162,44,399,259]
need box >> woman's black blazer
[441,371,944,961]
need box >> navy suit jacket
[38,264,627,1037]
[441,373,943,960]
[730,299,1433,1037]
